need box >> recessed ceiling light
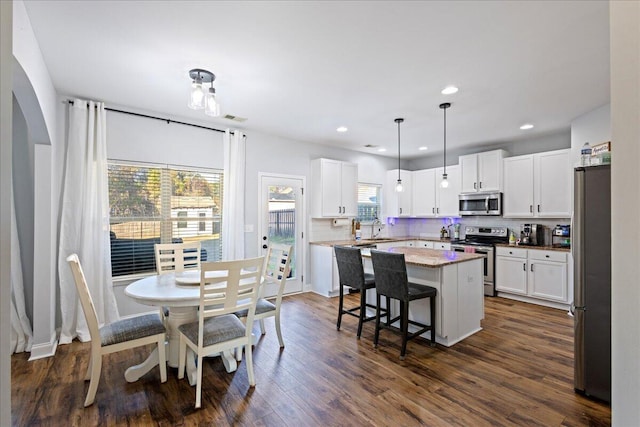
[378,148,387,152]
[520,123,534,130]
[336,126,348,133]
[441,86,459,95]
[419,146,428,151]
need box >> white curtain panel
[57,99,119,344]
[10,192,32,354]
[222,130,246,260]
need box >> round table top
[125,272,202,307]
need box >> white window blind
[356,183,381,223]
[108,161,223,276]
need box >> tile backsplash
[310,216,570,245]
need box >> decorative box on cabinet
[311,158,358,218]
[459,150,507,194]
[503,149,571,218]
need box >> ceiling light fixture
[188,69,220,117]
[336,126,348,133]
[395,118,404,192]
[419,146,428,151]
[378,148,387,152]
[441,86,459,95]
[439,103,451,188]
[520,123,534,130]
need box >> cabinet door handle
[531,264,534,272]
[432,207,435,214]
[479,181,483,189]
[399,208,402,215]
[437,207,440,214]
[530,205,533,213]
[537,204,540,212]
[474,182,477,190]
[523,263,526,271]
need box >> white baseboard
[28,331,58,360]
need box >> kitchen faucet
[371,217,382,239]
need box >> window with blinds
[356,183,381,223]
[108,162,223,277]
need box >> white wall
[409,129,571,170]
[570,103,611,167]
[610,1,639,423]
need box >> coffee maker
[520,223,544,246]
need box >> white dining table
[124,271,240,386]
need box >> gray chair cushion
[178,314,246,347]
[100,313,165,347]
[234,298,276,318]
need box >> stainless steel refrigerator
[573,165,611,403]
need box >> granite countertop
[310,236,451,247]
[361,246,484,268]
[494,243,571,253]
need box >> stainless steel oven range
[451,226,509,296]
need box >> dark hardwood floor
[12,293,611,426]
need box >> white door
[259,174,305,297]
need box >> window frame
[356,182,382,224]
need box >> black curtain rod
[66,100,231,134]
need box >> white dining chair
[66,254,167,407]
[235,243,292,348]
[177,256,264,409]
[154,241,202,274]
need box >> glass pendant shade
[395,179,403,192]
[440,173,449,188]
[205,87,220,117]
[188,79,205,110]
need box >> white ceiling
[22,0,610,159]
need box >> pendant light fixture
[439,103,451,188]
[394,118,404,192]
[188,69,219,116]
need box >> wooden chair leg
[374,294,381,348]
[84,354,93,381]
[275,310,284,348]
[357,288,367,339]
[84,349,102,407]
[195,354,203,409]
[157,335,167,383]
[246,343,256,387]
[336,284,344,330]
[400,301,409,360]
[178,335,186,380]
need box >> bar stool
[370,249,437,359]
[334,246,388,338]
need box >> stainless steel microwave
[459,192,502,216]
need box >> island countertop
[362,246,484,268]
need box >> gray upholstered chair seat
[100,313,166,346]
[178,314,246,347]
[235,299,276,318]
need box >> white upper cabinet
[412,169,437,216]
[459,150,507,193]
[310,158,358,218]
[411,165,460,218]
[503,149,571,218]
[385,169,412,217]
[535,150,571,217]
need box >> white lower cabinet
[495,246,568,306]
[310,244,340,297]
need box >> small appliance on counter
[520,223,544,246]
[552,224,571,248]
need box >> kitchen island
[362,246,485,347]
